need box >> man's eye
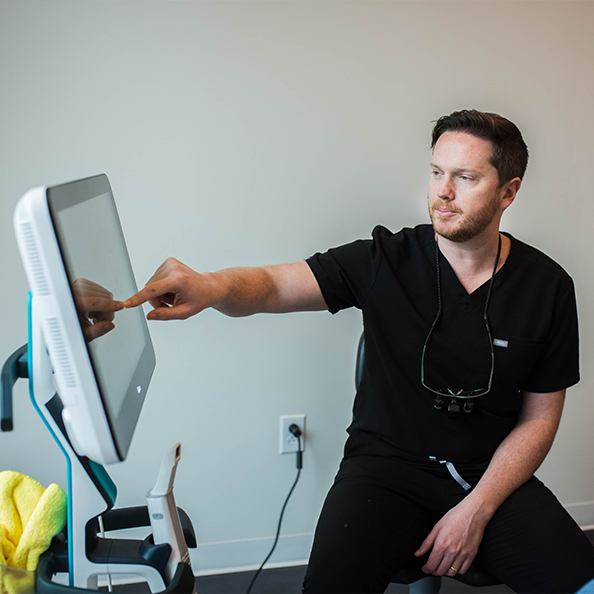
[431,170,441,176]
[459,175,474,181]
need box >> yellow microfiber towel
[0,471,66,572]
[0,564,35,594]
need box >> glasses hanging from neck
[420,233,501,414]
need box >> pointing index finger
[124,280,175,308]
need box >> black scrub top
[306,224,580,467]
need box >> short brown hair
[431,109,529,186]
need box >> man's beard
[428,195,500,243]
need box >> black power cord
[246,424,303,594]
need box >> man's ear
[500,176,522,208]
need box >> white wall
[1,0,593,574]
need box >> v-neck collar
[435,231,515,301]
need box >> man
[124,110,594,592]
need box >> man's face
[428,131,507,242]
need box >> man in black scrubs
[125,110,594,592]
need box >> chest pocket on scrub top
[493,336,544,392]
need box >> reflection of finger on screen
[76,297,123,313]
[85,321,115,342]
[90,310,116,322]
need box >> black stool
[355,334,502,593]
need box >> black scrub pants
[302,455,594,594]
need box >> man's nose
[437,175,454,200]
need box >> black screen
[47,174,155,460]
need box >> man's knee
[477,476,594,592]
[302,477,433,593]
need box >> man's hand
[413,390,565,579]
[414,495,491,577]
[124,258,220,321]
[125,258,326,319]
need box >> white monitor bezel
[14,174,154,464]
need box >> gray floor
[197,564,513,594]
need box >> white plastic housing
[14,186,120,464]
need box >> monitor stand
[1,293,196,593]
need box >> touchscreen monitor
[14,174,154,463]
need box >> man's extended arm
[414,389,566,576]
[124,257,327,318]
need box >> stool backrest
[355,333,365,390]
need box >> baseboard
[88,500,594,583]
[190,501,594,575]
[192,532,313,576]
[566,500,594,528]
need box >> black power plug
[288,423,303,469]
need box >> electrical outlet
[279,414,306,454]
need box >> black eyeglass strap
[483,234,502,321]
[434,233,501,319]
